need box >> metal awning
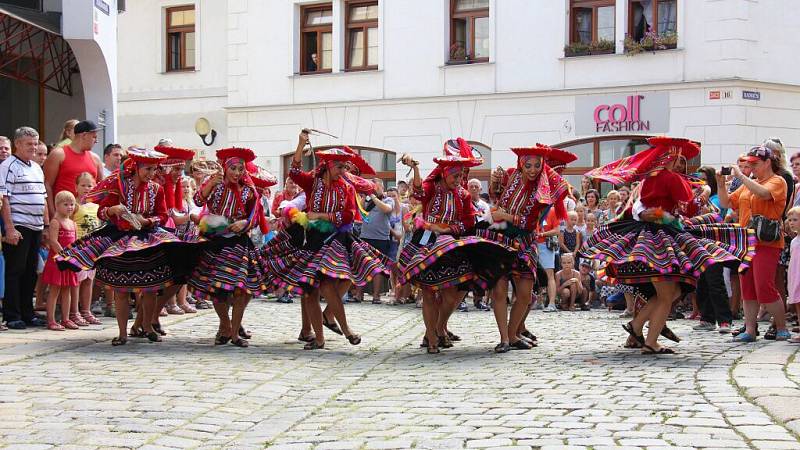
[0,7,77,95]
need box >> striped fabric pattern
[397,232,516,290]
[261,227,392,295]
[56,226,202,292]
[189,235,268,302]
[475,228,539,278]
[580,220,756,287]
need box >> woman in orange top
[718,145,789,342]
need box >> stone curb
[731,341,800,441]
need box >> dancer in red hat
[581,137,755,354]
[189,147,269,347]
[56,147,199,345]
[133,145,198,336]
[481,144,570,353]
[398,141,516,354]
[262,130,391,350]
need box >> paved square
[0,300,798,449]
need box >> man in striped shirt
[0,127,49,329]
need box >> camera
[721,167,732,176]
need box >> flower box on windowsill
[564,40,615,58]
[446,58,490,66]
[624,32,678,56]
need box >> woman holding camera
[717,145,789,342]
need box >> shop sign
[94,0,110,15]
[742,90,761,101]
[575,92,670,135]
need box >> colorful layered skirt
[397,229,516,290]
[56,225,202,292]
[188,234,269,302]
[579,216,756,289]
[474,227,539,280]
[261,223,391,294]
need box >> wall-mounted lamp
[195,117,217,146]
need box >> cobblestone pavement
[0,299,799,450]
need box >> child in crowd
[560,210,582,256]
[578,260,597,308]
[787,207,800,342]
[73,172,102,325]
[585,211,598,236]
[170,176,202,312]
[43,191,79,330]
[556,253,586,311]
[575,204,587,238]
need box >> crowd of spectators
[3,128,800,346]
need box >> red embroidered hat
[315,148,354,163]
[127,147,167,165]
[646,136,701,160]
[443,138,484,162]
[154,145,195,162]
[432,154,483,168]
[216,147,256,164]
[546,147,578,173]
[511,144,552,159]
[246,162,278,188]
[341,146,377,176]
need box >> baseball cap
[740,145,774,164]
[73,120,101,134]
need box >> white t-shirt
[0,156,47,231]
[474,198,492,223]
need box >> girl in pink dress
[43,191,79,330]
[785,207,800,342]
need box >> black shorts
[362,238,391,257]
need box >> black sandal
[128,326,146,338]
[419,337,429,348]
[642,344,676,355]
[624,336,643,349]
[303,340,325,350]
[111,337,127,346]
[231,338,249,348]
[322,316,343,335]
[146,331,162,343]
[494,342,511,353]
[521,330,538,342]
[446,331,461,342]
[346,334,361,345]
[519,336,538,347]
[622,321,645,345]
[437,335,453,349]
[510,339,533,350]
[238,326,252,340]
[152,323,167,336]
[215,333,231,345]
[297,333,315,343]
[660,326,681,343]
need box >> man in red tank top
[44,120,104,216]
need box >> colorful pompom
[198,214,230,237]
[283,207,309,228]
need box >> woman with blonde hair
[55,119,79,148]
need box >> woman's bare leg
[492,277,510,344]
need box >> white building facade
[117,0,800,190]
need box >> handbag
[748,214,782,242]
[546,234,559,251]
